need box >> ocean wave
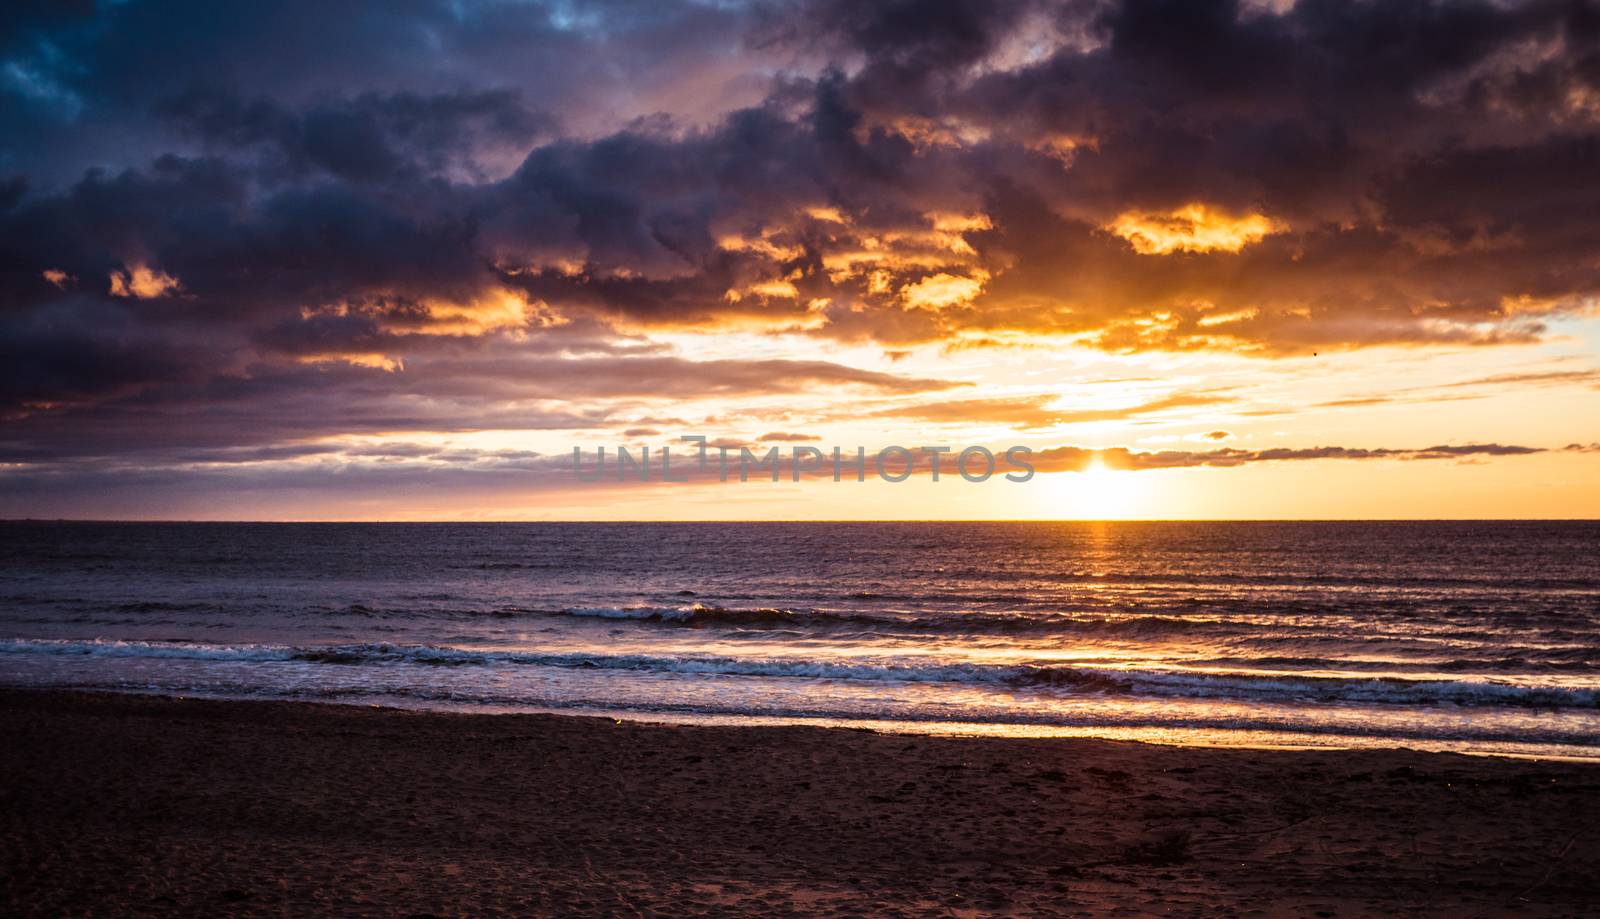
[559,605,800,625]
[1009,667,1600,708]
[807,570,1600,592]
[1177,651,1600,673]
[113,601,216,614]
[3,638,1597,709]
[540,604,1600,643]
[0,638,300,662]
[547,604,1247,637]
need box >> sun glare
[1060,458,1143,519]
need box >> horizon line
[4,518,1598,525]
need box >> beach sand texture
[2,690,1597,917]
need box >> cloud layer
[2,0,1598,500]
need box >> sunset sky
[2,0,1598,520]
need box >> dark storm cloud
[2,0,1599,471]
[0,0,769,185]
[159,87,555,184]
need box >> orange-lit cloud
[1030,442,1546,473]
[873,391,1234,429]
[295,353,404,372]
[108,265,181,299]
[900,271,989,310]
[1106,205,1279,255]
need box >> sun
[1059,458,1144,520]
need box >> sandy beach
[0,690,1595,916]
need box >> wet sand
[1,689,1597,916]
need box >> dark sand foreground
[1,691,1597,916]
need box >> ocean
[2,521,1597,758]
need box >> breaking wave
[547,604,1245,637]
[3,638,1595,709]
